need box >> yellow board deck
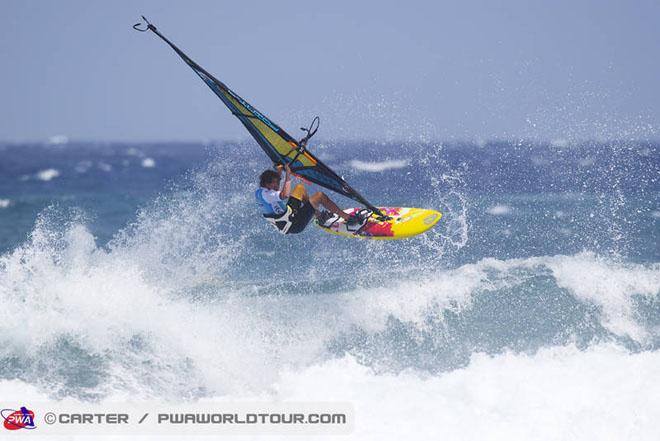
[315,207,442,240]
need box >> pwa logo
[2,406,36,430]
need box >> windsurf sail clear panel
[143,23,381,214]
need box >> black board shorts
[286,197,315,234]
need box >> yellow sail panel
[139,18,382,215]
[223,92,317,168]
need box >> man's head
[259,169,280,190]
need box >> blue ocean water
[0,139,658,437]
[0,140,656,260]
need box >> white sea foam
[0,222,658,438]
[0,344,657,440]
[35,168,60,181]
[47,135,68,145]
[349,159,409,172]
[274,344,660,440]
[0,224,264,396]
[338,252,659,343]
[0,155,657,438]
[531,155,552,166]
[142,157,156,168]
[290,348,657,438]
[97,162,112,172]
[551,138,568,148]
[0,199,11,208]
[1,218,656,392]
[126,147,143,157]
[545,254,660,342]
[487,204,512,215]
[578,156,596,167]
[1,222,656,403]
[75,160,93,173]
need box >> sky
[1,0,659,142]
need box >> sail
[139,20,381,215]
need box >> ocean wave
[0,344,657,440]
[0,150,656,420]
[1,210,657,401]
[75,160,93,174]
[141,157,156,168]
[486,204,512,215]
[35,168,60,181]
[97,162,112,172]
[349,159,409,172]
[340,253,659,345]
[276,344,660,440]
[47,135,68,145]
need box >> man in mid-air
[255,163,365,234]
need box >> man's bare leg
[309,191,351,221]
[291,184,352,222]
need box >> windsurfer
[255,163,364,234]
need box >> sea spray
[0,141,657,439]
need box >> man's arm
[280,163,292,199]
